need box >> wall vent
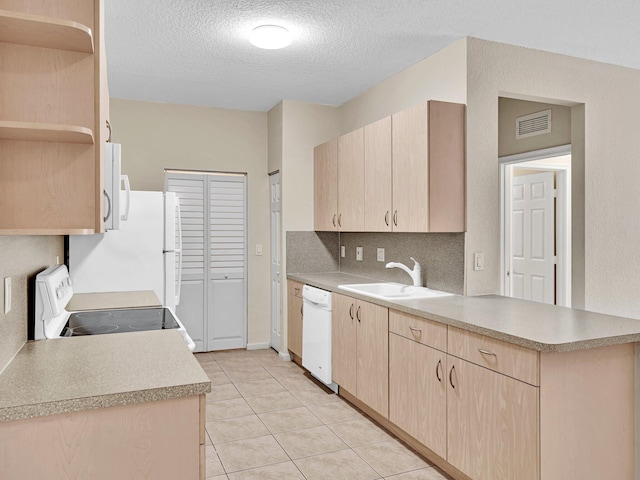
[516,109,552,139]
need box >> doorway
[500,147,571,306]
[269,172,281,352]
[165,170,247,352]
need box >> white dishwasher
[302,285,338,392]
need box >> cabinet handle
[408,326,422,337]
[106,120,112,142]
[332,214,337,227]
[338,214,342,227]
[349,303,354,320]
[300,305,303,316]
[478,348,497,357]
[385,211,389,226]
[103,189,112,223]
[436,359,442,382]
[393,210,398,226]
[356,306,361,322]
[294,288,300,295]
[449,365,456,389]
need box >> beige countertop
[67,290,162,311]
[0,330,210,423]
[288,272,640,352]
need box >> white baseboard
[246,342,271,351]
[278,351,292,362]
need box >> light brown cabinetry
[337,128,365,231]
[364,116,393,231]
[332,293,389,418]
[391,101,465,232]
[313,139,338,231]
[287,280,304,359]
[0,0,108,235]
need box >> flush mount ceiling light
[249,25,292,50]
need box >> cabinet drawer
[288,280,304,298]
[389,310,447,351]
[448,327,539,385]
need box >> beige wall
[466,38,640,318]
[110,99,271,345]
[0,236,63,372]
[498,98,571,157]
[267,102,283,174]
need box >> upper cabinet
[314,100,466,233]
[0,0,108,235]
[313,139,338,231]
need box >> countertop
[0,330,210,423]
[288,272,640,352]
[67,290,162,311]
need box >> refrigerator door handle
[175,198,183,306]
[120,175,131,221]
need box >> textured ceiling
[105,0,640,112]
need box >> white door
[166,171,247,352]
[509,171,555,304]
[270,172,281,351]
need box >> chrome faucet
[385,257,422,287]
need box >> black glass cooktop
[61,307,180,337]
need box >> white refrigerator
[69,191,182,310]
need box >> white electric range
[34,265,195,351]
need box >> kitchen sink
[337,282,454,301]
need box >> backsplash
[286,231,464,294]
[286,231,339,273]
[0,236,63,372]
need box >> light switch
[377,248,385,262]
[341,246,346,258]
[255,244,263,256]
[474,253,484,271]
[356,246,364,261]
[4,277,11,314]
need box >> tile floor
[195,348,451,480]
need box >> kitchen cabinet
[446,355,539,480]
[0,0,109,234]
[337,128,365,231]
[287,280,304,360]
[391,100,465,232]
[364,116,392,231]
[313,139,338,231]
[331,293,388,418]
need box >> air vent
[516,109,552,139]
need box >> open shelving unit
[0,121,94,144]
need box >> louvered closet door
[166,172,247,352]
[208,175,246,350]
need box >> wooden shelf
[0,228,96,236]
[0,9,93,53]
[0,121,94,144]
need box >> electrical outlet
[255,244,263,256]
[356,246,364,261]
[377,248,385,262]
[4,277,11,314]
[341,246,345,258]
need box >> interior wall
[498,98,571,157]
[0,236,63,372]
[109,99,271,345]
[267,102,283,174]
[467,38,640,318]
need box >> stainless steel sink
[337,282,454,301]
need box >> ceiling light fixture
[249,25,292,50]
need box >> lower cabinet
[446,356,539,480]
[287,280,303,359]
[389,332,447,458]
[332,293,389,418]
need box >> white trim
[499,144,571,165]
[246,342,271,351]
[278,351,292,362]
[555,169,572,307]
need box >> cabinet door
[314,139,338,231]
[447,356,539,480]
[287,294,303,358]
[356,300,389,418]
[389,333,446,458]
[337,128,365,231]
[331,294,357,393]
[391,102,429,232]
[364,117,392,232]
